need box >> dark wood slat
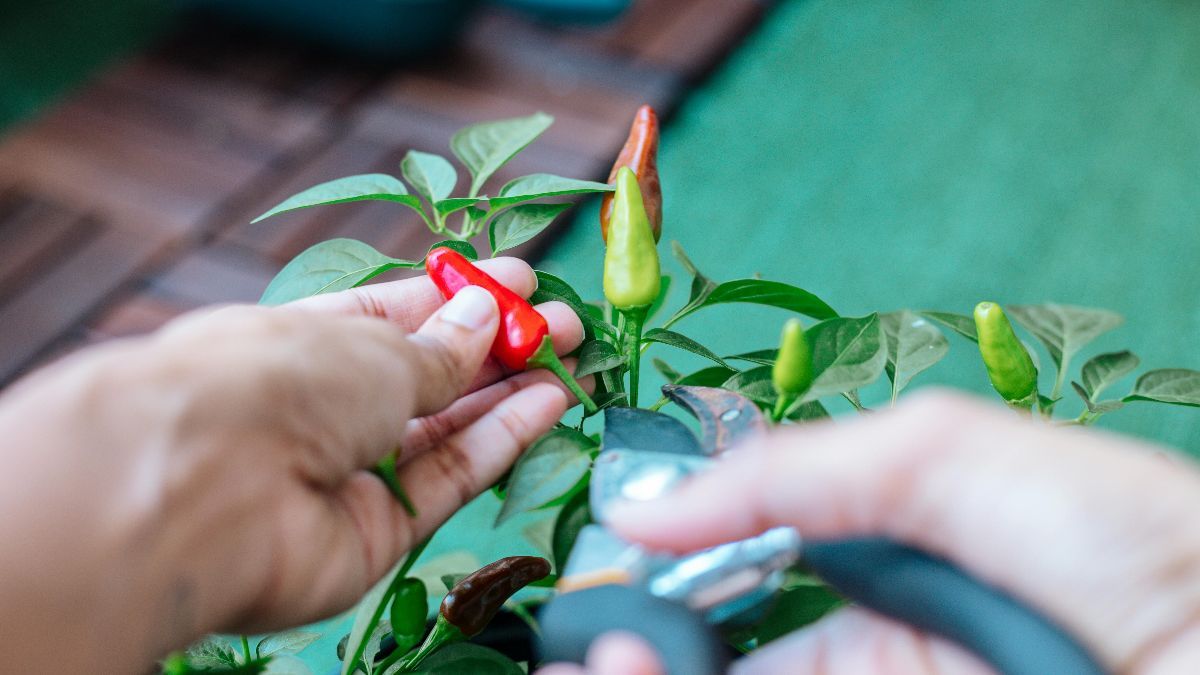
[0,214,176,385]
[0,191,94,303]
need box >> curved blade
[663,385,767,455]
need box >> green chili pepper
[773,319,813,398]
[603,167,661,310]
[389,577,428,655]
[974,301,1038,403]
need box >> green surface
[541,0,1200,455]
[0,0,169,130]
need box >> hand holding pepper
[0,258,589,674]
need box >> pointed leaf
[919,311,977,342]
[725,349,778,367]
[186,636,239,668]
[490,173,613,208]
[495,429,595,526]
[652,358,682,383]
[260,239,416,306]
[678,366,738,387]
[1006,304,1123,371]
[722,366,776,405]
[803,314,888,402]
[531,271,616,339]
[667,275,837,327]
[401,151,457,204]
[787,400,830,422]
[435,197,487,216]
[425,240,478,262]
[670,241,717,309]
[552,489,591,573]
[252,174,422,223]
[256,631,321,659]
[1081,350,1139,399]
[489,202,572,255]
[451,112,554,193]
[880,311,949,398]
[642,328,732,369]
[574,340,626,378]
[1124,369,1200,407]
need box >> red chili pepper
[600,104,662,243]
[425,247,598,414]
[426,247,548,371]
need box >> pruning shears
[538,385,1106,675]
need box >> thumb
[406,285,500,416]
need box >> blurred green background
[543,0,1200,456]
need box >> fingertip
[477,257,538,298]
[588,631,664,675]
[537,301,586,354]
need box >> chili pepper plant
[166,109,1200,674]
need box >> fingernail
[439,286,497,330]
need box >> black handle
[804,538,1107,675]
[538,584,730,675]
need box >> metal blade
[663,385,767,455]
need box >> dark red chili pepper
[426,247,549,371]
[425,247,598,414]
[439,556,551,637]
[600,104,662,243]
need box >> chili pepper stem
[240,635,252,663]
[621,306,648,408]
[395,615,465,672]
[527,335,598,416]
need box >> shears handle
[539,538,1106,675]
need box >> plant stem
[528,336,598,415]
[394,615,465,672]
[343,539,430,674]
[622,307,648,408]
[240,636,252,663]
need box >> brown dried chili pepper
[440,556,552,637]
[600,104,662,243]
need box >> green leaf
[919,311,978,342]
[252,174,422,223]
[451,112,554,194]
[434,197,487,217]
[490,173,613,209]
[666,275,837,327]
[1081,350,1139,399]
[495,429,595,526]
[551,488,591,573]
[489,202,572,255]
[412,643,523,674]
[260,239,416,306]
[531,270,616,339]
[652,358,682,383]
[642,328,732,369]
[1124,369,1200,407]
[726,585,844,646]
[574,340,626,378]
[677,366,738,387]
[722,366,776,405]
[724,349,777,367]
[186,637,240,668]
[440,573,466,591]
[401,151,457,205]
[425,240,478,262]
[1006,303,1123,373]
[256,631,321,659]
[670,241,717,311]
[804,314,888,402]
[880,310,949,399]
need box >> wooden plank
[0,191,94,303]
[0,212,176,385]
[637,0,765,77]
[147,242,278,306]
[87,291,186,340]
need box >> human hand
[0,257,588,674]
[540,392,1200,674]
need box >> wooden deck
[0,0,765,387]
